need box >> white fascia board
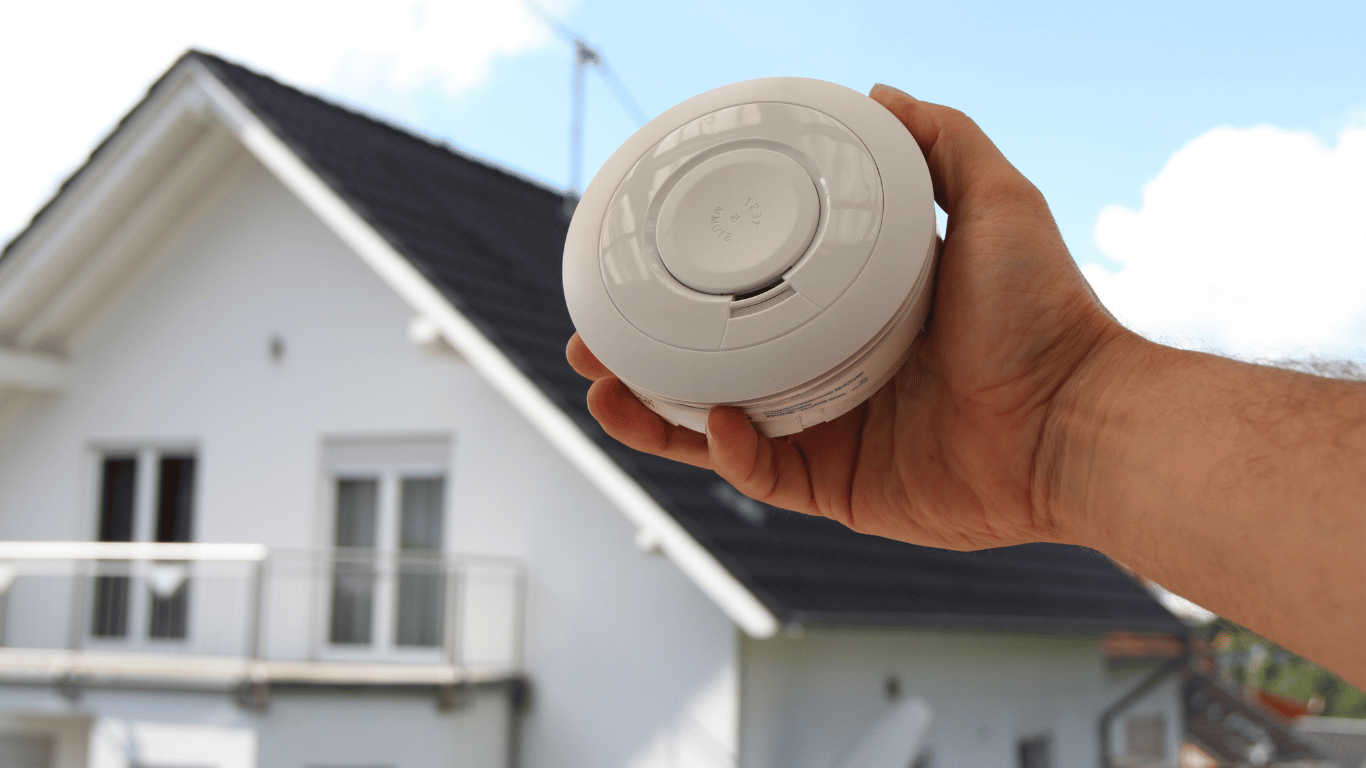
[0,346,67,391]
[185,62,780,639]
[0,72,209,313]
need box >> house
[1296,717,1366,768]
[0,51,1191,768]
[1180,674,1327,767]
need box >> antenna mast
[570,39,600,195]
[524,1,646,195]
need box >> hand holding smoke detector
[564,78,938,437]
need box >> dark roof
[20,50,1186,634]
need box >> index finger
[567,333,614,381]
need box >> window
[324,438,449,654]
[330,478,379,644]
[90,449,196,642]
[395,476,444,646]
[1018,735,1051,768]
[0,733,55,768]
[1125,714,1167,760]
[91,455,137,637]
[150,455,195,638]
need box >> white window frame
[315,436,452,663]
[83,441,198,653]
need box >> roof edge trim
[184,61,781,639]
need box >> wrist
[1031,320,1168,552]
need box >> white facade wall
[0,684,511,768]
[0,146,741,768]
[740,627,1182,768]
[256,689,512,768]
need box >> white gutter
[184,62,780,638]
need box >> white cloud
[0,0,567,244]
[1085,123,1366,361]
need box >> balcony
[0,542,523,697]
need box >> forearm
[1044,330,1366,685]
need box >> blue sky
[3,0,1364,359]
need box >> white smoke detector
[564,78,938,437]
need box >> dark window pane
[330,478,378,644]
[396,566,444,647]
[148,581,189,639]
[399,477,443,550]
[91,574,129,638]
[334,479,378,548]
[93,456,136,638]
[97,457,137,542]
[1018,736,1051,768]
[329,563,375,645]
[147,455,195,640]
[0,733,55,768]
[155,456,195,543]
[397,477,444,647]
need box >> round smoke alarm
[564,78,938,438]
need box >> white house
[0,51,1195,768]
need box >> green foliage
[1204,618,1366,718]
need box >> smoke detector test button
[656,148,820,295]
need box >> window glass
[155,455,196,543]
[330,478,379,644]
[92,456,137,638]
[1125,714,1167,759]
[1018,735,1051,768]
[0,733,55,768]
[399,477,443,550]
[97,456,137,542]
[148,455,195,640]
[397,477,444,647]
[334,479,379,548]
[323,437,450,654]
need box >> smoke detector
[564,78,938,437]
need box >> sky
[2,0,1364,363]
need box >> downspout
[1098,643,1190,768]
[507,678,530,768]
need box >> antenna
[524,1,646,195]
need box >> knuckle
[974,174,1048,214]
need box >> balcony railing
[0,542,523,674]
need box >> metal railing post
[246,556,267,661]
[513,567,526,671]
[68,559,88,652]
[442,559,458,666]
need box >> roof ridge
[186,49,573,203]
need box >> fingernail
[704,420,715,449]
[871,83,915,100]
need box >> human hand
[567,84,1130,552]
